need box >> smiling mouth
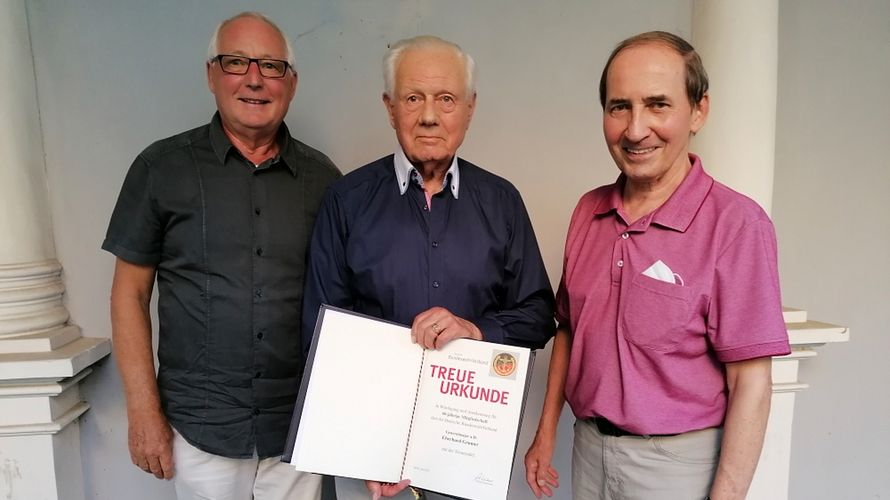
[238,97,270,105]
[623,146,657,156]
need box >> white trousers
[172,430,322,500]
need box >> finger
[419,319,442,350]
[424,325,441,350]
[132,453,151,473]
[536,466,558,486]
[159,449,174,480]
[549,467,560,481]
[410,316,423,344]
[380,479,411,496]
[146,455,165,479]
[525,461,543,497]
[366,480,381,500]
[434,329,459,350]
[411,310,441,346]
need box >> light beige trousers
[572,419,721,500]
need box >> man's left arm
[412,191,555,350]
[474,193,555,348]
[708,357,773,500]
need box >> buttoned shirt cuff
[473,316,506,345]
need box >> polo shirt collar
[650,154,713,232]
[593,153,713,232]
[209,112,298,176]
[393,147,460,199]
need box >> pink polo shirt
[557,155,790,435]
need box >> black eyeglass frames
[211,54,291,78]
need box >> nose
[419,98,438,126]
[624,108,650,143]
[243,60,264,88]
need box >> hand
[524,433,560,498]
[366,479,411,499]
[411,307,483,350]
[127,408,174,479]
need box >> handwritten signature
[474,473,494,486]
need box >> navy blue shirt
[302,154,555,354]
[103,114,340,458]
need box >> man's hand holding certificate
[284,306,534,500]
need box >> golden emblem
[492,352,517,377]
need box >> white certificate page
[402,340,530,500]
[290,308,424,482]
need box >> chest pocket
[621,273,698,352]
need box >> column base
[0,323,110,500]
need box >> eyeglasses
[212,54,291,78]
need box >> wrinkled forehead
[396,47,468,92]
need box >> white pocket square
[642,260,680,285]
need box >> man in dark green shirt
[103,11,339,500]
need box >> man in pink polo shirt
[524,31,791,500]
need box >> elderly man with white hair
[104,11,340,500]
[302,35,555,499]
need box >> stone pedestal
[0,260,111,500]
[748,309,849,499]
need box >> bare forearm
[110,260,161,414]
[536,326,572,437]
[525,325,571,497]
[709,358,773,500]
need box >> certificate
[283,306,534,500]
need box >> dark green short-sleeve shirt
[103,113,340,458]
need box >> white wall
[774,1,890,499]
[23,0,888,499]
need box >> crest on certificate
[490,351,518,379]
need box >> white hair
[382,35,476,99]
[206,12,296,73]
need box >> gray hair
[207,12,297,73]
[382,35,476,98]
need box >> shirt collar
[209,112,298,176]
[593,153,713,232]
[393,147,460,199]
[650,154,713,231]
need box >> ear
[382,93,396,129]
[206,62,216,94]
[288,71,299,100]
[465,92,477,129]
[690,93,710,134]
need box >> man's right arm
[110,257,173,480]
[524,325,572,498]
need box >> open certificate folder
[283,306,534,500]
